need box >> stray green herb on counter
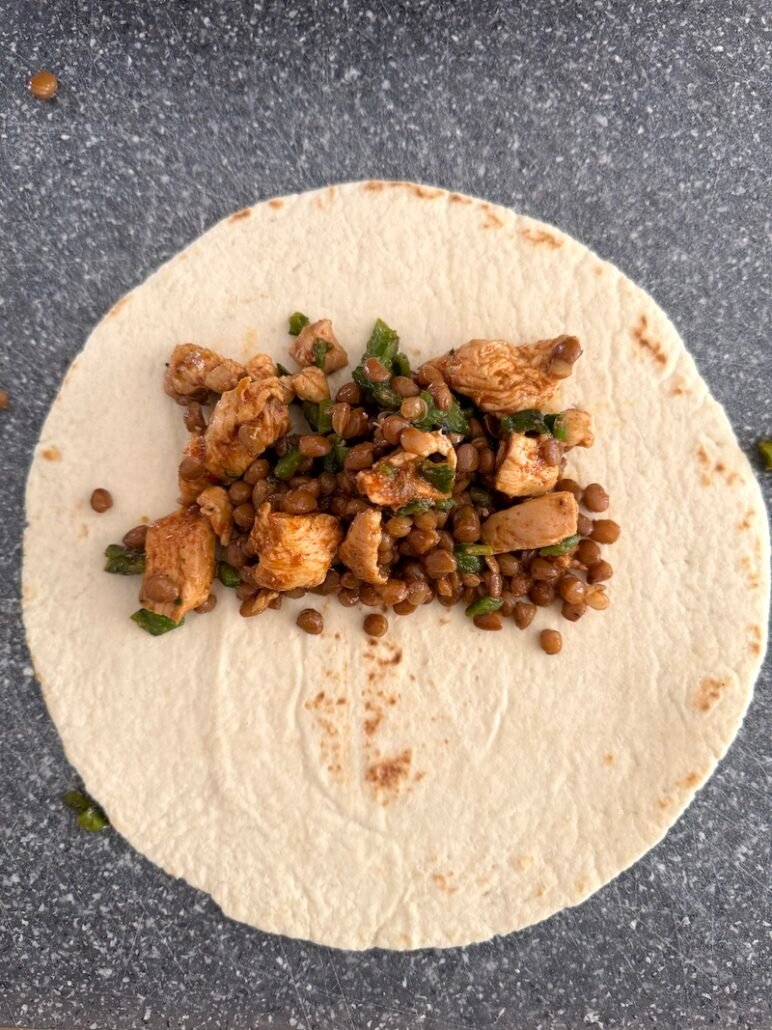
[62,790,110,832]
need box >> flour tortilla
[23,182,769,950]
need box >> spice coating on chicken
[339,509,388,585]
[164,344,247,399]
[196,485,234,545]
[204,376,290,479]
[290,319,349,373]
[495,434,560,497]
[140,507,216,621]
[249,504,343,591]
[481,492,579,553]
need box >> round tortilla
[23,181,769,950]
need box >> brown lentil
[477,447,496,475]
[331,402,351,436]
[281,488,317,514]
[298,434,332,458]
[297,608,324,635]
[499,591,516,616]
[122,524,148,550]
[381,579,408,605]
[183,402,207,433]
[530,557,561,582]
[343,408,370,439]
[530,581,556,606]
[407,528,439,555]
[29,69,58,100]
[587,559,613,584]
[143,573,179,603]
[244,458,271,484]
[406,579,433,605]
[195,593,217,614]
[583,483,610,512]
[382,414,410,445]
[336,381,362,405]
[224,540,246,568]
[541,438,563,467]
[455,443,480,474]
[232,502,256,528]
[344,443,375,471]
[452,505,481,543]
[393,599,418,616]
[90,488,113,513]
[482,570,503,597]
[179,455,205,480]
[555,477,583,500]
[437,529,455,551]
[576,513,594,537]
[413,510,439,531]
[392,375,420,397]
[337,588,360,607]
[576,538,602,566]
[364,613,389,637]
[539,628,563,654]
[558,575,586,605]
[424,549,457,578]
[228,479,252,505]
[585,585,610,611]
[591,518,621,544]
[561,601,587,622]
[497,553,520,577]
[318,472,337,496]
[400,395,429,422]
[427,380,452,411]
[317,570,341,595]
[513,601,536,629]
[251,479,273,507]
[510,572,533,597]
[364,357,390,382]
[474,613,503,631]
[385,514,412,538]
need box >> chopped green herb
[396,499,434,516]
[759,439,772,471]
[276,362,291,377]
[456,543,493,556]
[544,412,568,441]
[419,459,455,493]
[393,352,412,377]
[218,562,241,588]
[352,365,402,410]
[312,339,331,369]
[303,399,333,434]
[104,544,145,576]
[130,609,183,636]
[469,486,493,508]
[436,498,457,511]
[288,311,310,336]
[62,790,110,832]
[539,534,580,557]
[364,318,400,366]
[465,595,503,618]
[413,390,469,435]
[322,435,349,473]
[275,447,303,480]
[499,409,550,436]
[455,551,484,574]
[381,463,396,477]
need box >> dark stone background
[1,2,769,1027]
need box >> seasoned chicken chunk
[495,434,560,497]
[561,408,594,448]
[164,344,246,399]
[357,433,456,510]
[244,353,278,381]
[248,504,343,591]
[204,376,290,479]
[290,319,349,373]
[339,509,388,585]
[290,366,330,403]
[481,492,578,553]
[178,435,215,504]
[442,337,579,415]
[139,507,216,621]
[196,485,234,545]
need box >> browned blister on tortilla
[139,507,216,621]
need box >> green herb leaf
[274,446,304,480]
[469,486,493,508]
[759,439,772,471]
[104,544,145,576]
[276,362,291,377]
[381,463,396,477]
[465,595,503,618]
[544,412,568,441]
[78,806,110,832]
[218,562,241,588]
[396,499,434,516]
[419,459,455,493]
[364,318,400,366]
[539,534,581,557]
[352,365,402,410]
[393,352,412,377]
[312,339,331,369]
[62,790,91,814]
[413,390,469,435]
[302,399,333,434]
[288,311,310,336]
[322,435,349,473]
[456,543,493,556]
[436,498,457,511]
[130,609,183,636]
[499,409,550,436]
[455,551,483,574]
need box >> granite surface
[1,2,770,1028]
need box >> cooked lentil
[297,608,324,634]
[90,488,113,513]
[364,613,389,636]
[539,628,563,654]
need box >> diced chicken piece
[495,434,559,497]
[196,485,234,546]
[290,319,349,373]
[140,507,216,621]
[357,433,456,511]
[562,408,594,448]
[249,504,343,591]
[290,366,330,403]
[442,337,579,414]
[178,435,215,504]
[339,509,387,585]
[164,344,246,399]
[399,429,457,462]
[240,589,279,617]
[481,492,579,553]
[244,353,276,381]
[204,376,290,479]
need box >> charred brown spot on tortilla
[631,314,667,366]
[364,180,386,192]
[692,676,732,713]
[520,227,562,249]
[574,878,588,894]
[41,445,61,461]
[449,192,472,204]
[480,205,503,229]
[77,523,89,539]
[669,378,691,397]
[229,208,251,223]
[677,771,703,790]
[431,871,458,893]
[268,198,284,209]
[107,294,132,320]
[532,883,546,899]
[365,749,412,802]
[593,265,604,276]
[602,752,615,766]
[656,798,672,811]
[740,554,761,591]
[696,444,713,486]
[748,625,762,655]
[737,509,755,531]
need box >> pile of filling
[102,316,619,653]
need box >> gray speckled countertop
[1,2,770,1028]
